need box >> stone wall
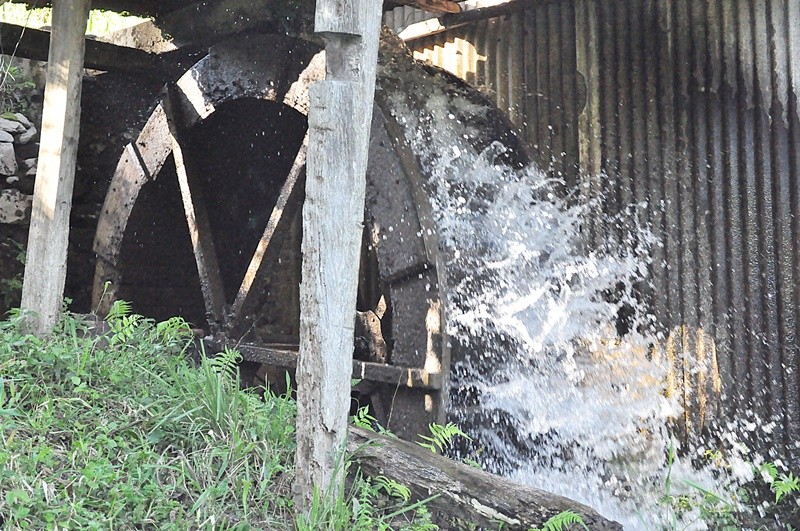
[0,108,40,314]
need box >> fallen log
[347,426,623,530]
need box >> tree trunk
[348,426,624,531]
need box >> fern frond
[529,510,589,531]
[208,346,242,379]
[773,473,800,503]
[374,475,411,502]
[105,299,132,322]
[417,422,470,453]
[757,461,779,483]
[352,406,377,430]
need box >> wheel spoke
[164,86,227,329]
[229,132,309,325]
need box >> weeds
[0,308,438,529]
[656,440,800,530]
[0,61,35,115]
[417,422,470,454]
[528,511,588,531]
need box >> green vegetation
[658,442,800,530]
[417,422,470,454]
[0,306,436,529]
[0,61,36,115]
[528,511,588,531]
[8,303,796,530]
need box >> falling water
[377,43,768,529]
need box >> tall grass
[0,307,437,529]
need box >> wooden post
[20,0,91,335]
[293,0,383,513]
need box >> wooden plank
[400,0,521,41]
[389,0,461,15]
[228,134,309,324]
[149,0,311,48]
[294,0,383,512]
[364,109,431,281]
[20,0,91,335]
[0,22,171,74]
[209,341,444,391]
[163,87,227,330]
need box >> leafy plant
[351,405,393,436]
[771,472,800,504]
[0,308,443,529]
[528,510,589,531]
[353,405,378,430]
[209,345,243,379]
[374,475,412,503]
[297,465,437,531]
[417,422,470,454]
[0,61,36,114]
[657,442,740,529]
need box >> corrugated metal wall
[390,0,581,191]
[389,0,800,460]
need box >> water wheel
[91,32,528,441]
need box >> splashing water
[376,45,768,528]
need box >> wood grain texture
[21,0,91,335]
[294,0,382,511]
[347,426,624,530]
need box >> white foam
[378,58,763,528]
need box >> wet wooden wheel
[91,34,449,439]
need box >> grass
[0,306,437,530]
[11,303,795,530]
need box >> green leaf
[773,473,800,503]
[528,510,589,531]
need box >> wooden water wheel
[91,32,528,440]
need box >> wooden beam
[8,0,167,17]
[399,0,523,41]
[0,22,170,74]
[21,0,91,335]
[163,86,228,331]
[228,134,308,325]
[294,0,383,513]
[348,426,624,530]
[151,0,302,49]
[389,0,461,15]
[208,341,445,391]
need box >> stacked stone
[0,112,39,225]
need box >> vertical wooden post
[21,0,91,335]
[294,0,383,513]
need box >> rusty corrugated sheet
[395,0,800,461]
